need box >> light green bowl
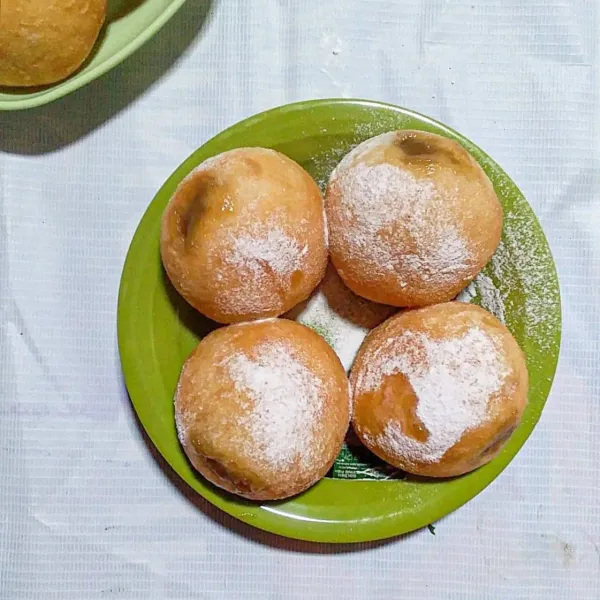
[0,0,188,111]
[118,99,561,543]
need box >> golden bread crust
[175,319,350,500]
[161,148,328,324]
[0,0,107,86]
[351,303,528,477]
[325,130,502,307]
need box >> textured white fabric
[1,1,599,598]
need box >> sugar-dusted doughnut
[351,303,528,477]
[325,130,502,307]
[161,148,328,323]
[175,319,350,500]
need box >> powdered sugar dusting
[457,272,506,323]
[358,328,509,463]
[174,377,188,445]
[455,207,560,357]
[308,123,399,192]
[286,265,396,371]
[462,150,560,360]
[456,281,477,303]
[213,224,305,316]
[289,289,366,371]
[226,227,303,279]
[496,212,560,348]
[331,154,474,287]
[332,131,397,176]
[342,162,437,229]
[322,205,329,248]
[222,342,323,471]
[401,225,472,284]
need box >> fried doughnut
[325,130,502,307]
[0,0,106,86]
[351,303,528,477]
[161,148,328,324]
[175,319,350,500]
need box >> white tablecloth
[1,1,598,598]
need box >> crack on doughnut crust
[178,177,215,244]
[477,423,517,460]
[204,457,253,495]
[395,133,463,167]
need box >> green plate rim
[118,98,562,543]
[0,0,188,111]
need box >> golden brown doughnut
[317,262,397,330]
[0,0,107,87]
[175,319,350,500]
[161,148,328,324]
[285,262,397,372]
[325,130,503,307]
[351,303,528,477]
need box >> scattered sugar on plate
[456,210,560,358]
[457,272,506,323]
[289,288,370,371]
[287,264,396,371]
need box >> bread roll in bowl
[0,0,107,87]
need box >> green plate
[0,0,187,111]
[118,99,561,543]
